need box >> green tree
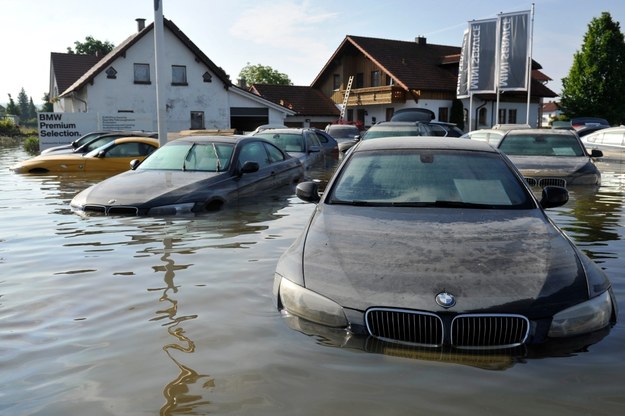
[17,88,30,119]
[67,36,114,56]
[238,63,292,86]
[6,94,19,116]
[41,93,53,113]
[560,12,625,124]
[28,98,38,119]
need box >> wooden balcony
[331,85,406,106]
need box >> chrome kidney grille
[524,177,567,188]
[365,309,444,347]
[365,308,530,349]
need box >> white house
[50,18,294,134]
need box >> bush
[0,119,21,137]
[23,136,40,154]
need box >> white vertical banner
[498,10,531,92]
[456,29,470,99]
[468,18,498,94]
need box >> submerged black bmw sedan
[273,137,617,349]
[71,135,304,216]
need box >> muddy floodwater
[1,142,624,416]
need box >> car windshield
[328,149,533,208]
[138,142,234,171]
[363,125,428,140]
[80,136,118,152]
[254,133,304,152]
[498,134,585,157]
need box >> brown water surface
[1,143,624,415]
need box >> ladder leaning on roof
[339,76,354,122]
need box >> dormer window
[203,71,212,83]
[106,67,117,79]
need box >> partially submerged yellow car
[11,136,159,174]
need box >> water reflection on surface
[1,144,624,415]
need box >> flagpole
[495,13,501,126]
[525,3,535,125]
[154,0,167,146]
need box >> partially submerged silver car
[498,129,603,188]
[273,137,616,351]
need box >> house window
[386,108,394,121]
[106,66,117,79]
[134,63,150,84]
[371,70,380,87]
[385,74,393,86]
[355,73,364,88]
[333,74,340,90]
[508,109,517,124]
[438,107,449,122]
[498,109,507,124]
[478,108,487,126]
[203,72,212,83]
[172,65,187,85]
[347,109,354,122]
[190,111,205,130]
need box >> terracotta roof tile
[50,52,102,94]
[250,84,339,116]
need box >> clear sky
[1,0,624,106]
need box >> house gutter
[71,92,88,112]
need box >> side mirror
[540,186,569,209]
[240,161,260,174]
[296,181,321,203]
[130,159,141,170]
[590,149,603,158]
[96,150,106,158]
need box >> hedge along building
[49,18,294,134]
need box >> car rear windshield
[138,142,234,171]
[327,126,360,138]
[327,149,533,209]
[498,134,585,157]
[254,132,304,152]
[363,125,430,140]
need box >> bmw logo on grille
[435,291,456,308]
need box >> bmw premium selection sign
[37,112,153,150]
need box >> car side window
[105,142,144,157]
[264,142,286,163]
[239,142,270,169]
[315,132,329,144]
[306,133,320,149]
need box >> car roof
[353,136,498,153]
[254,128,312,135]
[113,136,160,145]
[504,128,576,136]
[370,121,425,127]
[166,135,251,145]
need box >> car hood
[299,205,588,317]
[73,169,226,207]
[505,155,592,175]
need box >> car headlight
[548,290,613,337]
[277,276,348,328]
[147,202,196,216]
